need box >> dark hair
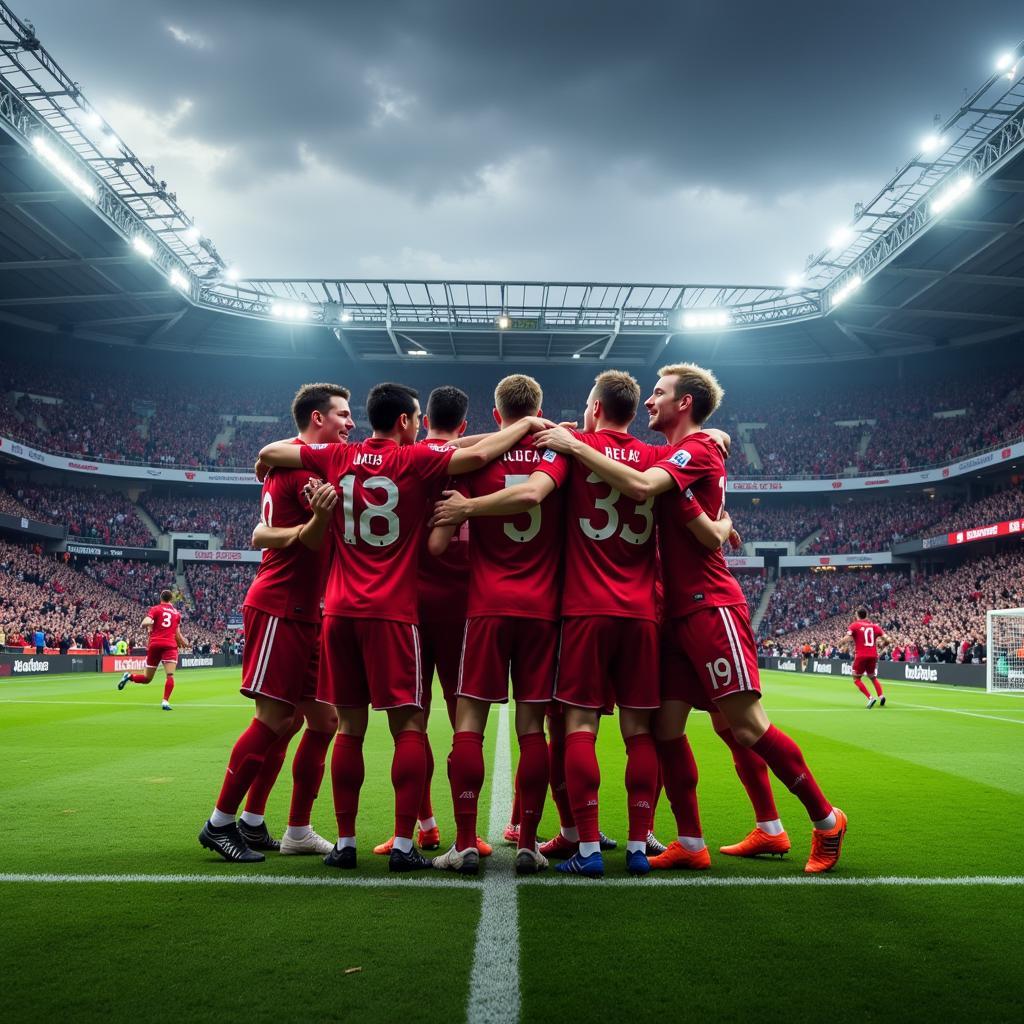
[367,382,418,431]
[856,606,868,619]
[160,589,173,603]
[291,382,351,431]
[426,386,469,432]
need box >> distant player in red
[117,589,185,710]
[259,382,548,873]
[372,385,493,859]
[537,362,847,874]
[840,607,888,708]
[198,382,354,864]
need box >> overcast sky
[25,0,1024,283]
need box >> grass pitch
[1,667,1022,1023]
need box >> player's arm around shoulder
[433,472,556,526]
[688,510,736,551]
[534,426,675,502]
[447,416,553,474]
[258,438,308,470]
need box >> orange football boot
[719,828,791,858]
[804,807,848,874]
[373,836,395,855]
[417,825,441,850]
[476,836,494,857]
[647,840,711,871]
[503,823,520,844]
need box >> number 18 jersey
[458,436,570,622]
[561,430,673,621]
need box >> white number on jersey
[863,626,875,648]
[578,472,654,545]
[160,610,173,629]
[503,474,542,543]
[339,474,400,547]
[261,492,273,528]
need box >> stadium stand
[2,485,154,547]
[139,494,258,549]
[184,562,257,633]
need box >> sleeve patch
[669,448,692,469]
[308,443,329,450]
[542,449,558,463]
[684,487,695,500]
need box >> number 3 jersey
[300,437,455,623]
[146,603,181,644]
[456,436,569,622]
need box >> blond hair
[657,363,724,425]
[593,370,640,425]
[494,373,542,420]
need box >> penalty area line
[0,871,483,890]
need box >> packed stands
[139,494,258,549]
[3,484,154,547]
[806,495,959,553]
[213,419,289,468]
[730,504,828,545]
[734,571,767,610]
[184,562,257,632]
[79,557,177,608]
[925,485,1024,537]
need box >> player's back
[848,619,881,656]
[461,435,568,621]
[148,603,181,643]
[655,431,744,619]
[562,429,669,620]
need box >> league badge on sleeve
[542,449,558,463]
[669,448,692,469]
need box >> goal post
[986,608,1024,693]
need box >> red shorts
[240,606,319,707]
[555,616,660,710]
[660,604,762,712]
[418,618,465,708]
[146,644,178,669]
[852,655,878,676]
[318,615,424,711]
[456,616,558,704]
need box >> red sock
[332,733,365,837]
[215,719,279,817]
[871,677,884,697]
[657,736,702,837]
[516,731,549,851]
[162,675,174,701]
[852,677,871,698]
[245,716,300,816]
[564,731,600,843]
[713,720,779,822]
[510,786,521,827]
[288,728,334,828]
[547,714,575,829]
[418,732,435,823]
[624,733,658,842]
[392,731,426,840]
[751,724,831,823]
[449,731,485,850]
[129,673,147,684]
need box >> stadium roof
[1,5,1023,365]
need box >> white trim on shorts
[719,606,751,691]
[455,620,470,697]
[248,615,279,694]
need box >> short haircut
[593,370,640,424]
[494,374,542,420]
[856,606,868,619]
[426,385,469,432]
[291,382,351,431]
[367,382,418,431]
[160,589,173,603]
[657,363,724,425]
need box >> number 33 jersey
[300,438,455,623]
[456,436,570,622]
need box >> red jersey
[147,603,181,644]
[244,437,329,624]
[417,437,470,623]
[847,619,882,658]
[655,431,745,620]
[562,430,674,621]
[459,436,570,621]
[300,437,455,623]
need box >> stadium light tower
[131,236,154,259]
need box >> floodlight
[829,226,854,249]
[572,353,581,359]
[496,315,511,330]
[931,176,973,216]
[786,272,805,289]
[131,236,155,259]
[831,275,862,308]
[83,110,103,129]
[270,302,311,320]
[408,349,428,356]
[31,136,97,201]
[339,311,353,323]
[682,309,732,330]
[921,134,944,154]
[224,266,241,282]
[996,52,1015,71]
[183,225,201,245]
[168,269,188,290]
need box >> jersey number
[503,475,541,543]
[160,610,173,629]
[339,474,400,547]
[862,626,875,648]
[261,492,273,528]
[579,472,654,545]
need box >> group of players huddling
[178,364,847,878]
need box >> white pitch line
[0,700,247,709]
[520,874,1024,888]
[466,702,518,1024]
[0,871,483,890]
[896,702,1024,726]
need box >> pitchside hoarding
[760,655,985,687]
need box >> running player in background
[198,382,353,864]
[117,589,185,711]
[536,363,846,874]
[840,607,888,709]
[260,382,549,873]
[373,385,494,859]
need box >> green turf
[2,667,1023,1021]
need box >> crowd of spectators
[3,484,154,547]
[925,485,1024,537]
[184,562,257,632]
[806,495,959,553]
[730,503,828,544]
[79,558,177,608]
[140,494,258,548]
[213,419,290,468]
[734,571,767,611]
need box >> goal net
[986,608,1024,693]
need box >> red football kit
[455,436,569,703]
[848,619,882,676]
[146,602,181,668]
[417,438,470,707]
[655,432,760,711]
[300,437,455,709]
[242,437,330,707]
[557,430,674,710]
